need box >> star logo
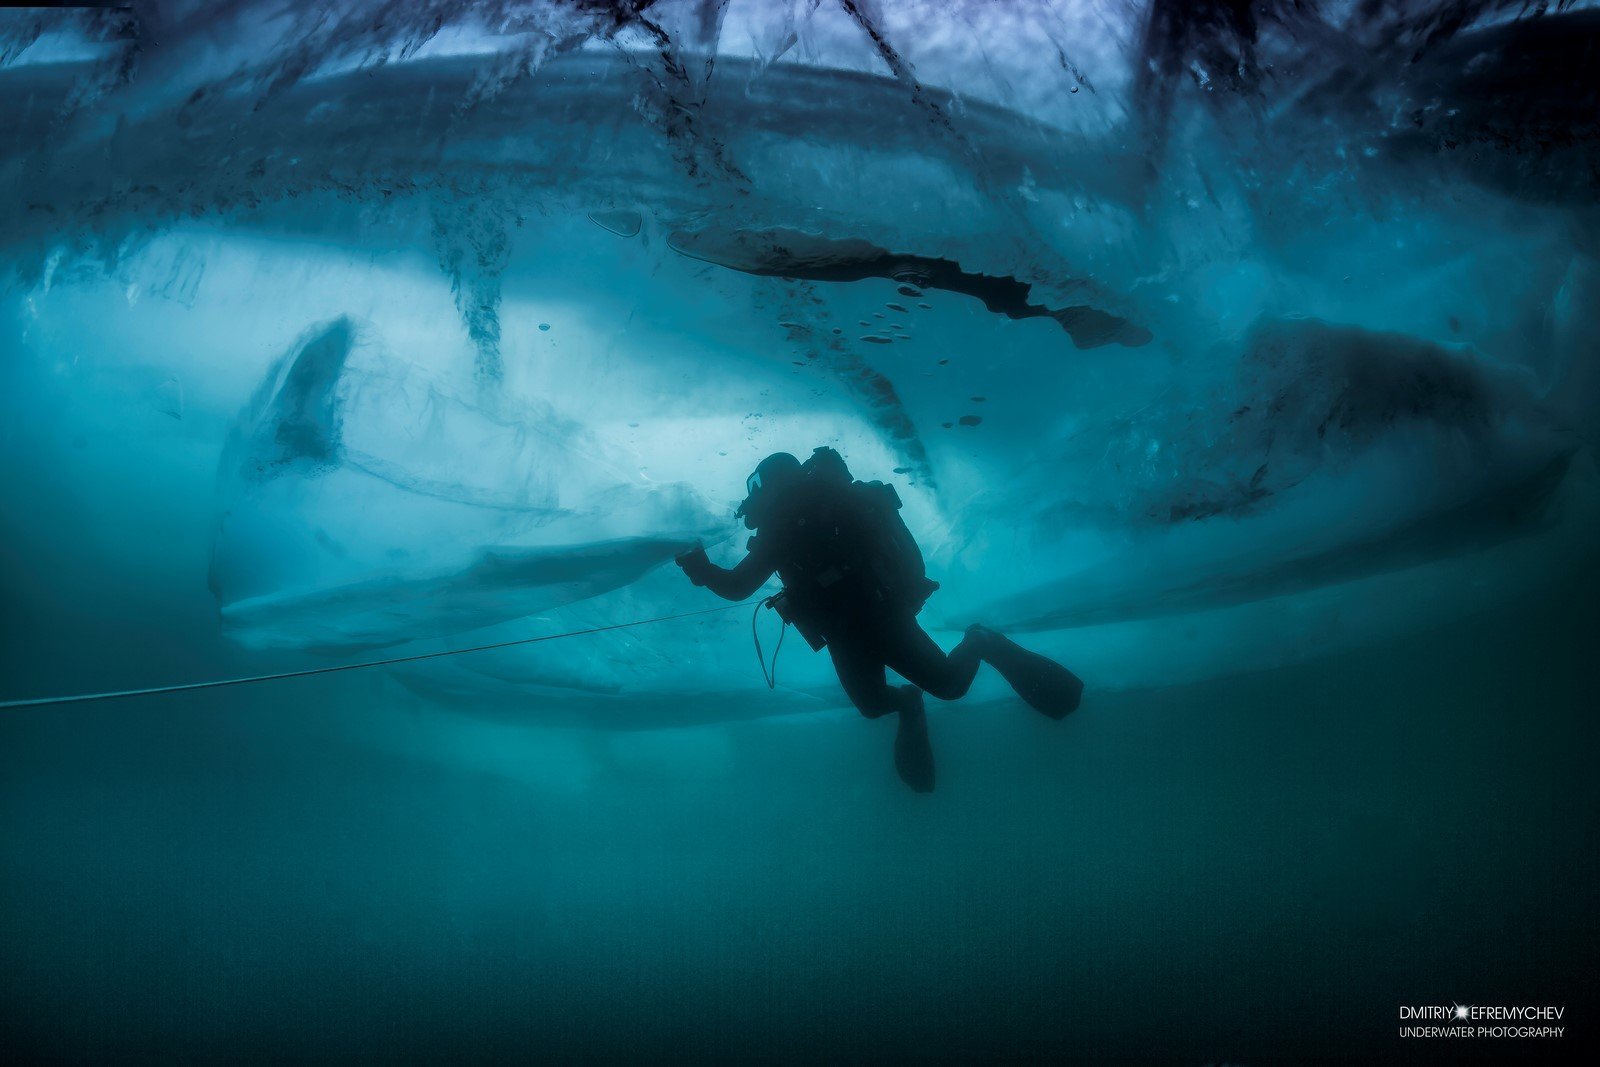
[1453,1003,1470,1020]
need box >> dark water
[5,560,1595,1061]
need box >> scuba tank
[761,447,939,651]
[804,445,938,614]
[850,477,939,616]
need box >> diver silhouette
[676,448,1082,793]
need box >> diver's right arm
[676,541,775,601]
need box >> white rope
[0,601,755,710]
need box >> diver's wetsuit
[682,477,978,719]
[679,450,1082,793]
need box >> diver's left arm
[676,541,775,601]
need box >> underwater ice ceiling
[2,0,1596,721]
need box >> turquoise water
[4,561,1595,1059]
[3,2,1598,1060]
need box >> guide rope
[0,600,758,711]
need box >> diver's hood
[735,482,777,530]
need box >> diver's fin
[894,687,936,793]
[969,626,1083,720]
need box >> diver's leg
[827,638,902,719]
[880,617,982,702]
[829,636,934,792]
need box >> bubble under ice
[3,1,1598,724]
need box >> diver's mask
[735,453,801,530]
[735,471,766,530]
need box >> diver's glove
[675,544,714,586]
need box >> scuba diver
[676,448,1082,793]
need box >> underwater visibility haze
[2,0,1598,1060]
